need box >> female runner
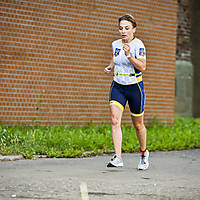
[104,14,149,170]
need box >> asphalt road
[0,149,200,200]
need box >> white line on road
[80,182,89,200]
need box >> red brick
[0,0,177,125]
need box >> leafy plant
[0,118,199,159]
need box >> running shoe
[138,150,149,170]
[107,154,123,167]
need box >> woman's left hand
[123,43,130,56]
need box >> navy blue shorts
[109,81,145,116]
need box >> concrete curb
[0,154,49,161]
[0,155,24,161]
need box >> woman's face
[119,20,136,43]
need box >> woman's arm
[123,43,146,73]
[127,57,146,73]
[104,56,114,73]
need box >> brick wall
[0,0,177,126]
[176,0,193,61]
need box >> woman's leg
[110,104,123,158]
[131,115,146,152]
[131,114,149,170]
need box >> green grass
[0,118,199,159]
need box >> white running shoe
[107,154,123,167]
[138,150,149,170]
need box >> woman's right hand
[104,65,113,74]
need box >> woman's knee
[134,122,145,132]
[111,115,121,127]
[110,105,122,128]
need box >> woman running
[104,14,149,170]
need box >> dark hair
[118,14,137,28]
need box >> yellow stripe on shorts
[110,100,124,111]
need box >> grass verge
[0,118,199,159]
